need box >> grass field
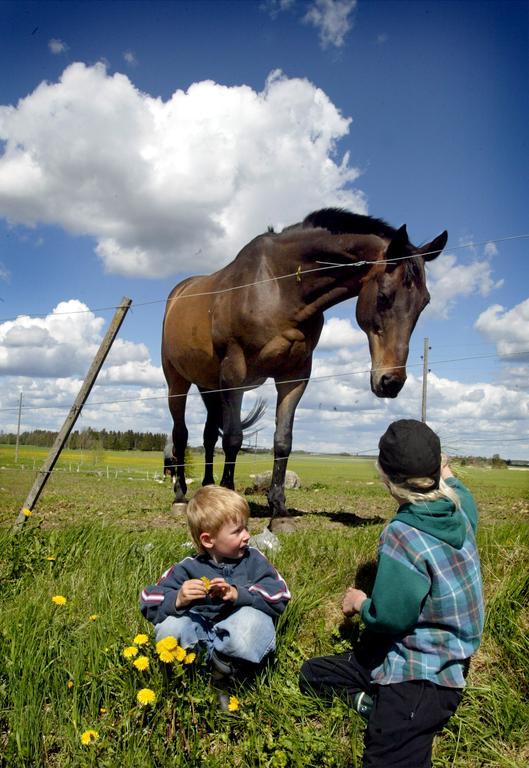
[0,445,528,767]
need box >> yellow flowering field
[0,457,528,767]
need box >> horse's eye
[377,292,393,312]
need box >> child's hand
[175,578,209,608]
[208,577,238,602]
[342,587,367,616]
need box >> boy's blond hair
[186,485,249,551]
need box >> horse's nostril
[380,374,404,397]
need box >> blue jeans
[155,606,276,664]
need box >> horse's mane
[302,208,397,239]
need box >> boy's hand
[208,577,238,602]
[342,587,367,616]
[175,578,209,608]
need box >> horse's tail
[216,397,267,436]
[240,398,267,432]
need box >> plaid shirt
[365,496,484,688]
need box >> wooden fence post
[13,297,132,528]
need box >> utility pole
[14,297,132,528]
[421,337,430,423]
[14,390,23,463]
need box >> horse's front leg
[268,374,309,518]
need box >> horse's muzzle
[372,372,405,398]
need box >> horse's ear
[418,230,448,262]
[384,224,409,272]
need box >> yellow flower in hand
[123,646,139,659]
[133,655,149,671]
[137,688,156,706]
[80,729,99,745]
[200,576,211,592]
[133,633,149,646]
[52,595,67,605]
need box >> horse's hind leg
[219,389,244,490]
[166,369,191,503]
[198,388,222,486]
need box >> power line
[1,231,528,324]
[1,348,528,415]
[0,351,528,415]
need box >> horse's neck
[289,234,379,321]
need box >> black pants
[299,652,462,768]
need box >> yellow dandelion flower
[200,575,211,592]
[156,635,178,653]
[228,696,239,712]
[67,680,74,689]
[158,648,175,663]
[80,729,99,745]
[184,652,196,664]
[133,655,149,671]
[137,688,156,706]
[174,645,186,662]
[46,556,56,561]
[52,595,67,605]
[133,633,149,646]
[99,707,108,715]
[123,646,139,659]
[89,614,99,621]
[22,507,32,517]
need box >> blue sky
[0,0,528,462]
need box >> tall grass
[0,452,528,766]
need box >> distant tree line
[0,428,169,452]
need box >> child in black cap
[299,419,484,768]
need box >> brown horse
[162,208,447,518]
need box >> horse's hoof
[171,502,188,515]
[269,516,297,533]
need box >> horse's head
[356,225,447,398]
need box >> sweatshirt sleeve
[139,560,191,625]
[360,524,430,635]
[235,549,291,620]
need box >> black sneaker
[210,650,235,680]
[352,691,373,720]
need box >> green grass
[0,445,528,766]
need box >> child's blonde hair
[376,461,461,509]
[186,485,249,551]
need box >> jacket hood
[395,497,466,549]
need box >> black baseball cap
[378,419,441,489]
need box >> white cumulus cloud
[474,298,529,361]
[318,317,365,349]
[0,300,156,380]
[48,38,68,55]
[303,0,357,49]
[0,63,363,278]
[425,251,503,318]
